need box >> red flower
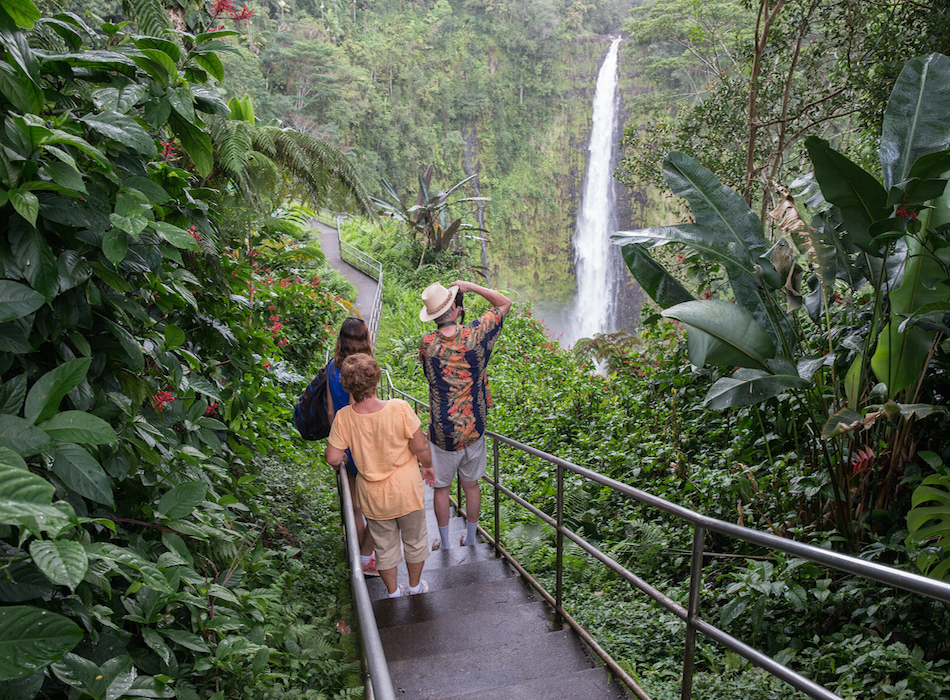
[188,225,201,243]
[160,140,178,159]
[896,205,918,221]
[150,391,175,412]
[229,4,255,22]
[211,0,234,18]
[205,402,219,416]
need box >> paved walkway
[313,219,378,320]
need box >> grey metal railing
[337,468,396,700]
[382,372,950,700]
[336,214,383,346]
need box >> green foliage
[613,54,950,548]
[0,2,360,696]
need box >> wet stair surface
[365,487,627,700]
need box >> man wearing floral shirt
[419,280,512,550]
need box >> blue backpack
[293,365,331,440]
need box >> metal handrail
[337,468,396,700]
[382,372,950,700]
[336,214,383,346]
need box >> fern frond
[121,0,173,38]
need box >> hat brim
[419,285,460,322]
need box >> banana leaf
[617,242,694,309]
[703,368,807,410]
[881,53,950,190]
[805,137,889,254]
[663,300,775,370]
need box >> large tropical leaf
[663,300,775,370]
[0,281,45,323]
[617,241,694,309]
[704,368,808,410]
[881,53,950,190]
[0,606,83,680]
[29,539,88,591]
[805,137,889,254]
[614,152,780,331]
[23,357,91,424]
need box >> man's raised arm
[451,280,512,318]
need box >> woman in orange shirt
[325,354,436,597]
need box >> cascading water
[568,36,622,344]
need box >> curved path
[313,219,378,320]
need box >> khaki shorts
[365,509,429,570]
[430,436,487,489]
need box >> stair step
[379,600,553,662]
[366,555,516,601]
[387,628,594,700]
[373,575,534,629]
[447,666,627,700]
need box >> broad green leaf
[0,462,54,504]
[3,0,41,28]
[148,221,200,251]
[821,409,864,439]
[168,113,213,178]
[57,250,93,293]
[131,36,180,61]
[164,324,185,349]
[142,628,174,666]
[0,63,43,114]
[158,629,209,653]
[105,321,144,372]
[24,357,92,424]
[86,543,172,594]
[881,53,950,190]
[29,539,88,591]
[663,300,775,370]
[9,222,59,301]
[9,191,39,228]
[52,444,114,508]
[51,653,135,700]
[703,369,807,410]
[0,502,77,534]
[123,176,170,205]
[102,228,129,264]
[80,111,156,157]
[157,482,208,520]
[0,447,28,470]
[0,606,83,680]
[39,411,117,445]
[616,240,694,309]
[720,597,747,627]
[194,53,224,82]
[806,137,889,254]
[90,82,148,113]
[44,161,86,194]
[167,85,195,123]
[0,670,45,698]
[0,281,45,323]
[0,415,53,456]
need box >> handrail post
[681,525,705,700]
[492,436,500,555]
[555,462,564,628]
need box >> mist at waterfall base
[531,37,638,352]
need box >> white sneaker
[410,580,429,595]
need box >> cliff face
[486,35,648,332]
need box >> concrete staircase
[364,488,627,700]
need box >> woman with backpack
[327,317,378,575]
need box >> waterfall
[568,36,621,344]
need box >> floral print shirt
[419,308,504,451]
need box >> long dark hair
[333,317,372,368]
